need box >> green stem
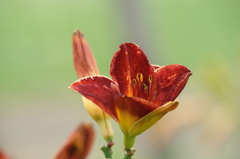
[100,141,114,159]
[124,135,136,150]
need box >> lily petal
[128,101,179,136]
[69,76,117,121]
[153,64,192,106]
[110,43,154,96]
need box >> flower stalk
[100,141,114,159]
[124,135,136,151]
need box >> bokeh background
[1,0,240,159]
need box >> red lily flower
[69,43,192,149]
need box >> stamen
[142,83,148,91]
[133,73,150,97]
[148,75,152,83]
[136,73,143,82]
[148,75,152,95]
[133,79,137,86]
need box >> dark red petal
[69,76,118,121]
[153,64,192,106]
[110,43,154,96]
[115,94,158,119]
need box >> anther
[136,73,143,82]
[133,79,137,86]
[148,75,152,83]
[142,83,148,91]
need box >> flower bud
[0,150,10,159]
[54,123,94,159]
[71,29,114,141]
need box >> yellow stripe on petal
[128,101,179,137]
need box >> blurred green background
[1,0,240,159]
